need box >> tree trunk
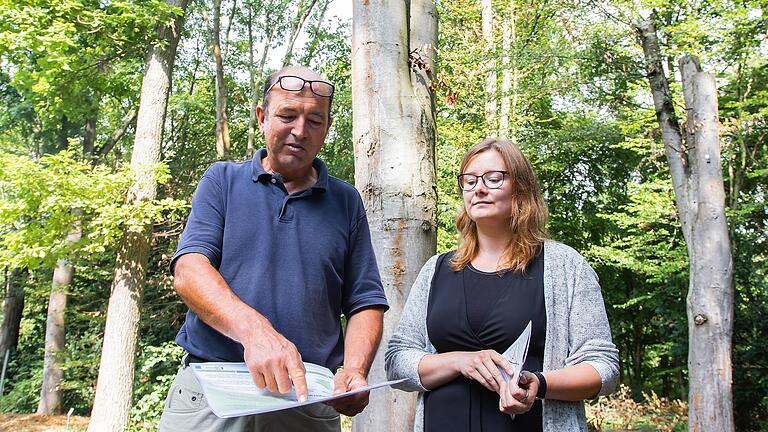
[482,0,496,131]
[247,1,257,159]
[36,269,69,415]
[636,19,691,239]
[247,6,277,158]
[83,116,97,157]
[679,55,735,432]
[96,108,137,158]
[637,18,734,431]
[299,0,331,65]
[0,269,24,360]
[222,0,238,60]
[211,0,230,159]
[499,1,517,140]
[87,1,189,430]
[351,1,438,430]
[282,0,319,67]
[178,34,204,161]
[37,215,81,415]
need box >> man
[159,66,388,431]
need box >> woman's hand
[499,371,539,415]
[452,350,515,393]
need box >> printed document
[191,361,404,418]
[499,320,532,386]
[498,320,532,420]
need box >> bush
[586,385,687,432]
[129,341,184,431]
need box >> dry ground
[0,414,350,431]
[0,414,89,432]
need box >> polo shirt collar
[251,148,329,192]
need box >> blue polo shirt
[171,149,388,370]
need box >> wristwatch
[531,371,547,400]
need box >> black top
[424,250,546,432]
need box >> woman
[385,138,618,431]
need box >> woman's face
[461,150,513,226]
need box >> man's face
[257,83,331,176]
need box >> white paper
[191,361,405,418]
[497,320,532,420]
[499,320,532,386]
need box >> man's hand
[173,254,310,401]
[241,322,308,403]
[324,369,370,416]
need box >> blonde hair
[451,138,549,273]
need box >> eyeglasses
[267,75,335,98]
[457,171,509,191]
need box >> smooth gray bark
[636,19,690,239]
[637,18,735,432]
[36,265,70,414]
[351,1,438,430]
[679,55,735,432]
[37,215,81,415]
[87,1,189,430]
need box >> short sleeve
[341,208,389,315]
[170,165,227,273]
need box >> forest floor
[0,414,345,431]
[0,413,89,431]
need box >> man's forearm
[342,307,385,375]
[173,253,266,343]
[174,252,309,398]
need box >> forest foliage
[0,0,765,430]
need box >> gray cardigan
[385,241,619,432]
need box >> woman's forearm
[542,363,602,401]
[418,352,463,390]
[418,350,514,392]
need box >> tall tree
[482,0,497,131]
[0,269,23,361]
[87,0,190,430]
[209,0,231,158]
[36,216,81,415]
[282,0,319,67]
[499,0,517,139]
[246,0,280,158]
[246,0,260,159]
[83,116,97,157]
[37,103,99,415]
[637,18,735,431]
[351,0,438,430]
